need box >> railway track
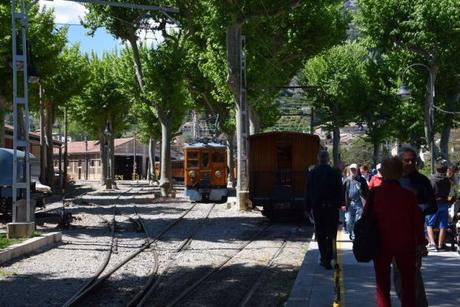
[62,185,200,307]
[135,203,217,306]
[162,222,275,307]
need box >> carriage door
[200,151,211,187]
[276,142,292,185]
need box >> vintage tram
[184,142,228,202]
[248,132,320,221]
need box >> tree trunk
[226,133,236,188]
[158,110,172,196]
[148,137,158,183]
[0,96,5,148]
[372,140,380,167]
[99,131,107,185]
[45,101,54,186]
[249,106,260,135]
[127,36,145,91]
[332,126,341,167]
[439,93,458,160]
[39,86,46,183]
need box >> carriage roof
[184,142,226,149]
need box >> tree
[138,40,192,195]
[179,0,348,207]
[0,1,67,150]
[302,42,368,166]
[40,45,90,185]
[70,52,131,188]
[356,0,460,159]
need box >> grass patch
[0,233,22,250]
[0,268,17,278]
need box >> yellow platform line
[333,229,345,307]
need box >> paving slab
[287,229,460,307]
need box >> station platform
[286,229,460,307]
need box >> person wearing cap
[343,163,369,240]
[427,160,451,251]
[369,163,383,190]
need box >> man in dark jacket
[306,150,343,270]
[427,160,451,251]
[343,163,369,240]
[397,146,437,307]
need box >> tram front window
[201,152,209,168]
[212,151,225,163]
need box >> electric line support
[8,0,37,239]
[227,26,250,211]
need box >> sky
[39,0,124,55]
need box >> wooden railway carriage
[249,132,320,221]
[184,142,228,202]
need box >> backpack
[353,189,380,262]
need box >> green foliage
[340,138,374,166]
[41,44,90,118]
[302,42,368,129]
[356,0,460,143]
[0,1,67,110]
[70,53,130,138]
[179,0,348,130]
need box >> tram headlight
[215,170,222,177]
[188,170,196,178]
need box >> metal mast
[11,0,31,223]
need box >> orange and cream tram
[184,142,228,202]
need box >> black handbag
[353,189,380,262]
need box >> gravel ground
[0,181,312,306]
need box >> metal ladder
[11,0,31,223]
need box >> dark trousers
[374,253,416,307]
[313,206,339,262]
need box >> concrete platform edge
[285,233,316,307]
[0,232,62,265]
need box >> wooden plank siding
[249,132,320,205]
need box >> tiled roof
[4,124,62,145]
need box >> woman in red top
[365,157,425,307]
[369,163,383,189]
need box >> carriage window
[187,151,199,168]
[201,153,210,168]
[212,152,225,163]
[277,145,292,170]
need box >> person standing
[367,157,425,307]
[306,150,343,270]
[343,163,369,240]
[360,164,372,183]
[427,161,451,251]
[397,146,437,307]
[369,163,383,190]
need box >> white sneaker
[427,243,437,252]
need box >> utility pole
[84,135,88,180]
[133,132,137,181]
[63,106,68,191]
[227,25,250,210]
[8,0,34,238]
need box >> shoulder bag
[353,189,380,262]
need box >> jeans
[345,200,363,239]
